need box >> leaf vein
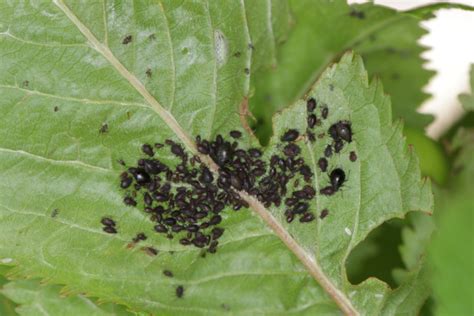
[0,147,112,173]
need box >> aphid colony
[102,96,355,255]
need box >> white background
[348,0,474,138]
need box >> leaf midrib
[52,1,358,314]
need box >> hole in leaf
[346,218,405,288]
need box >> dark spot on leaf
[221,304,230,311]
[122,35,132,45]
[176,285,184,298]
[349,8,365,19]
[142,246,158,256]
[99,123,108,134]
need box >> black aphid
[336,121,352,142]
[283,143,301,157]
[293,202,309,214]
[299,165,312,178]
[132,168,151,185]
[179,238,191,245]
[349,8,365,19]
[248,148,262,158]
[302,185,316,198]
[209,215,222,225]
[211,227,224,239]
[320,186,335,196]
[171,144,184,157]
[143,159,164,174]
[321,107,328,119]
[101,217,116,227]
[199,166,213,183]
[334,140,344,153]
[324,145,332,158]
[142,144,154,157]
[197,142,210,154]
[215,142,233,166]
[143,246,158,256]
[120,177,132,189]
[230,130,242,138]
[307,98,316,112]
[330,168,346,191]
[133,233,147,243]
[163,270,174,277]
[122,35,133,44]
[281,129,299,142]
[318,158,328,172]
[176,285,184,298]
[124,197,137,206]
[300,212,315,223]
[307,114,317,129]
[153,192,169,202]
[54,106,59,112]
[349,151,357,162]
[164,217,177,226]
[144,192,153,206]
[320,209,329,219]
[154,224,168,233]
[146,68,152,78]
[99,123,108,134]
[230,174,242,190]
[103,226,117,234]
[329,124,338,140]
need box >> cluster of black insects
[101,96,356,257]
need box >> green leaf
[459,65,474,112]
[249,0,454,143]
[1,279,133,316]
[0,266,18,316]
[429,128,474,316]
[264,53,432,315]
[0,2,431,315]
